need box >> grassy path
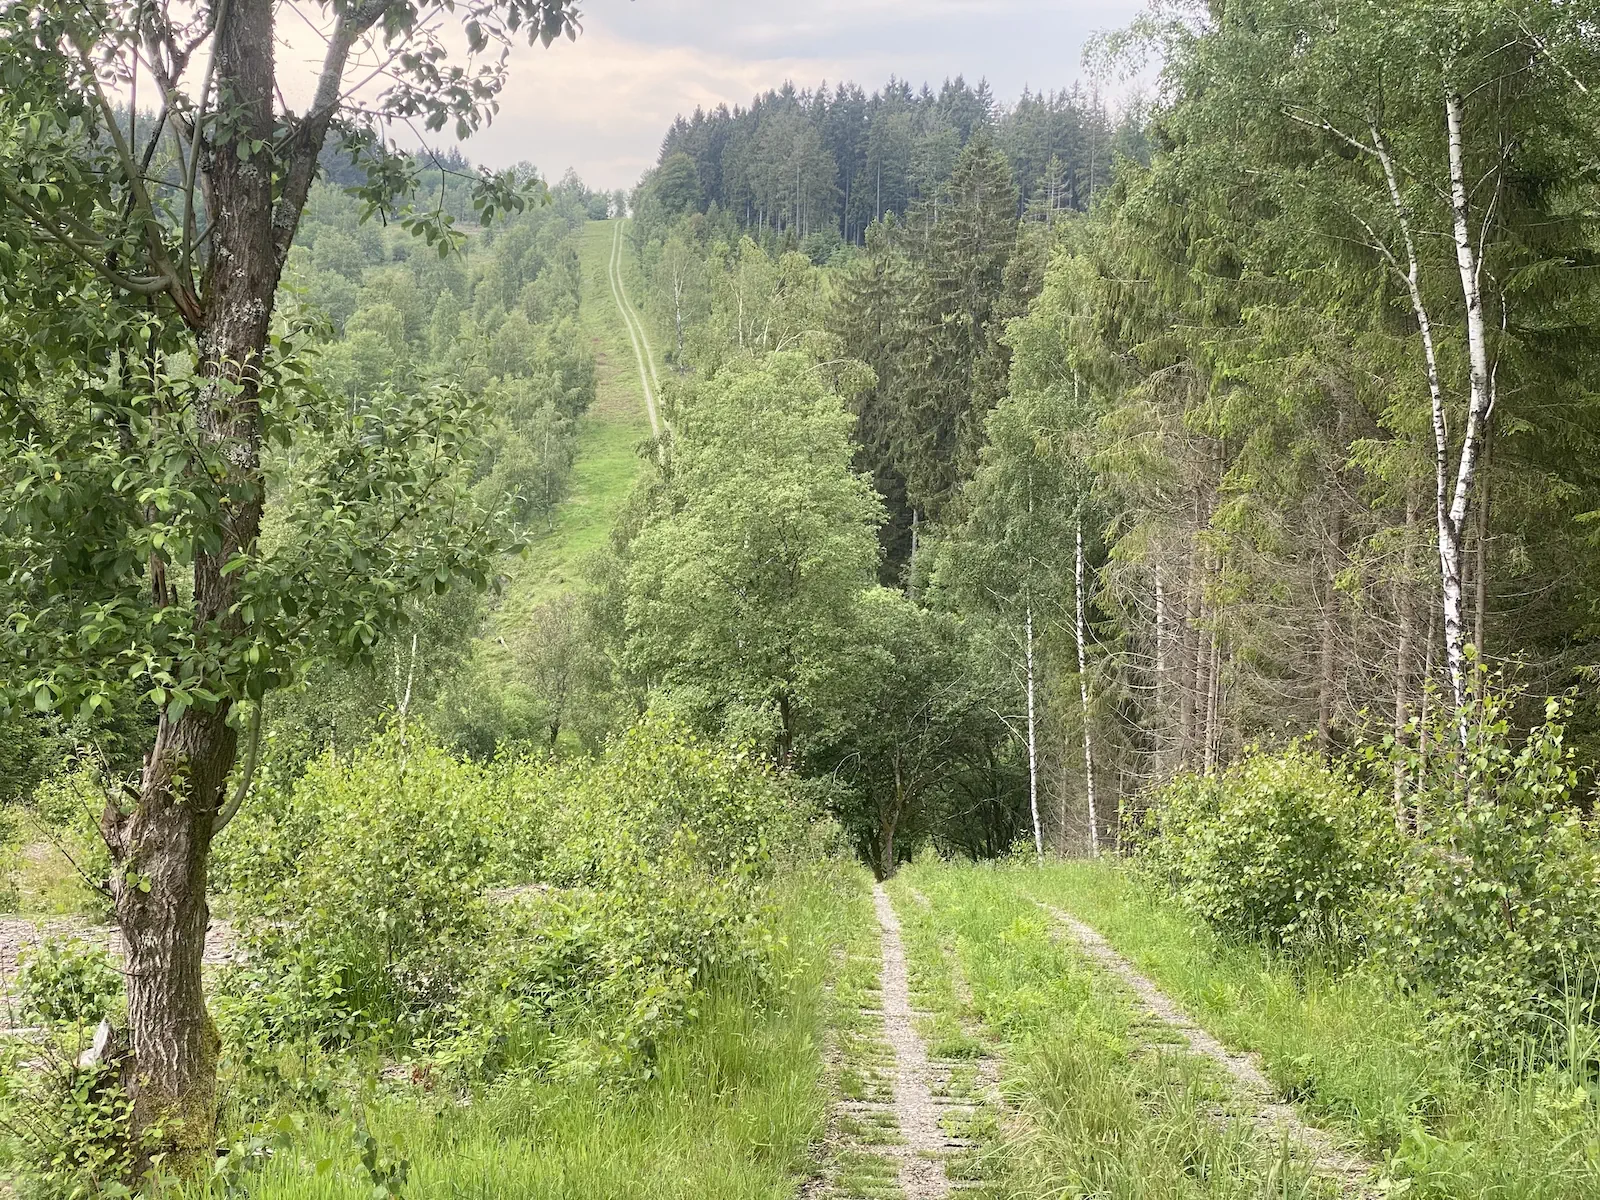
[809,877,1000,1199]
[1026,860,1600,1200]
[872,883,962,1198]
[490,218,656,626]
[606,218,662,437]
[1034,900,1375,1196]
[886,863,1338,1199]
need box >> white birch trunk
[1368,111,1490,748]
[1154,564,1171,775]
[1075,522,1099,857]
[1025,602,1043,860]
[1444,89,1494,720]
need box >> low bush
[0,1057,136,1198]
[1135,741,1397,953]
[213,717,812,1080]
[1373,692,1600,1054]
[217,734,501,1047]
[14,937,123,1028]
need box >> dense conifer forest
[3,3,1600,1197]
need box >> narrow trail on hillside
[607,220,662,437]
[1037,902,1379,1198]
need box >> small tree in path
[0,0,584,1167]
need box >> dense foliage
[1134,687,1600,1057]
[1375,694,1600,1051]
[643,75,1144,248]
[1136,743,1397,952]
[214,719,812,1080]
[6,0,1600,1188]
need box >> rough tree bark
[100,0,279,1160]
[94,0,422,1163]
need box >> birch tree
[1192,0,1597,741]
[939,375,1090,857]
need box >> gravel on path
[873,882,956,1200]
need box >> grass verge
[1029,858,1600,1199]
[149,865,854,1200]
[899,860,1331,1200]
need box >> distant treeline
[647,76,1146,246]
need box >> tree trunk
[1441,91,1494,734]
[1203,630,1220,774]
[1418,604,1437,830]
[1473,456,1490,656]
[1024,603,1043,859]
[1180,538,1201,767]
[1318,503,1343,749]
[103,712,231,1167]
[674,286,684,363]
[878,763,904,880]
[777,692,796,767]
[877,811,897,880]
[106,0,281,1163]
[1394,493,1417,825]
[1075,521,1099,857]
[1154,564,1168,769]
[1369,114,1489,747]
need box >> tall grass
[163,866,854,1200]
[896,864,1331,1199]
[1029,859,1600,1199]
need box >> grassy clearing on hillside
[490,219,654,627]
[1028,860,1600,1200]
[895,862,1330,1199]
[161,865,853,1200]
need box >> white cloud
[277,0,1151,192]
[460,24,877,190]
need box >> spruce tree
[894,138,1019,521]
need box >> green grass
[168,865,854,1200]
[490,219,655,627]
[1027,858,1600,1199]
[7,830,107,919]
[896,861,1331,1200]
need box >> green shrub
[1136,741,1397,952]
[215,717,812,1080]
[216,734,500,1047]
[15,937,123,1027]
[1374,692,1600,1055]
[1,1058,136,1198]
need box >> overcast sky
[449,1,1150,192]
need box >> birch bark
[1025,602,1043,859]
[1075,520,1099,856]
